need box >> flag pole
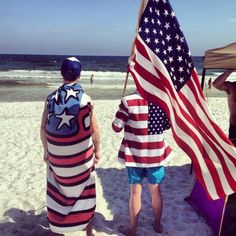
[122,0,147,97]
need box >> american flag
[112,92,172,167]
[129,0,236,200]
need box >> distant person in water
[207,77,212,90]
[40,57,100,236]
[90,74,94,85]
[212,69,236,145]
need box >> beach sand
[0,86,230,235]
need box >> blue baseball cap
[61,57,82,81]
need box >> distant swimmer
[90,74,94,85]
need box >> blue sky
[0,0,235,56]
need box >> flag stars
[179,67,184,73]
[171,11,175,17]
[176,45,181,51]
[56,109,75,130]
[179,77,185,83]
[145,28,150,34]
[154,38,159,44]
[164,22,170,30]
[177,56,183,62]
[169,57,174,63]
[167,46,173,52]
[155,48,160,54]
[144,17,149,23]
[164,9,169,17]
[146,38,151,44]
[166,35,171,41]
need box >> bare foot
[153,223,163,233]
[118,225,137,236]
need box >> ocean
[0,54,232,101]
[0,54,215,86]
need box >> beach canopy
[204,42,236,69]
[201,42,236,88]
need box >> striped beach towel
[45,83,96,233]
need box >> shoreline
[0,84,227,102]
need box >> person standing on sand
[112,91,172,236]
[212,69,236,145]
[40,57,100,236]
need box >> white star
[188,51,192,57]
[177,56,183,62]
[52,90,59,102]
[180,37,185,43]
[164,22,170,30]
[169,57,174,63]
[65,88,79,101]
[146,38,151,44]
[179,67,184,73]
[159,30,163,36]
[176,45,181,51]
[149,7,153,13]
[154,38,159,44]
[171,11,175,17]
[155,48,160,53]
[179,77,185,83]
[153,29,157,34]
[167,46,173,52]
[166,35,171,41]
[157,19,161,25]
[56,110,75,130]
[144,17,149,23]
[164,9,169,17]
[151,18,155,24]
[138,27,142,33]
[175,34,180,40]
[145,28,150,34]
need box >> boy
[40,57,100,236]
[112,91,172,236]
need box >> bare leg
[149,184,163,233]
[129,184,142,235]
[86,220,94,236]
[119,184,142,236]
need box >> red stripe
[48,210,94,224]
[80,188,96,197]
[112,123,122,133]
[47,188,75,205]
[125,125,147,135]
[116,111,128,122]
[54,168,91,185]
[125,140,165,150]
[49,147,93,166]
[127,99,148,107]
[125,153,168,164]
[119,100,128,114]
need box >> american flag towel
[45,83,96,233]
[112,92,172,167]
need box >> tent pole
[201,68,206,89]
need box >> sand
[0,96,230,236]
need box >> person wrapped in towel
[40,57,100,236]
[112,91,172,236]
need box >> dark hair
[61,57,82,81]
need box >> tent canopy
[204,42,236,69]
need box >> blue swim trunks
[126,166,165,184]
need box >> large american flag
[129,0,236,200]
